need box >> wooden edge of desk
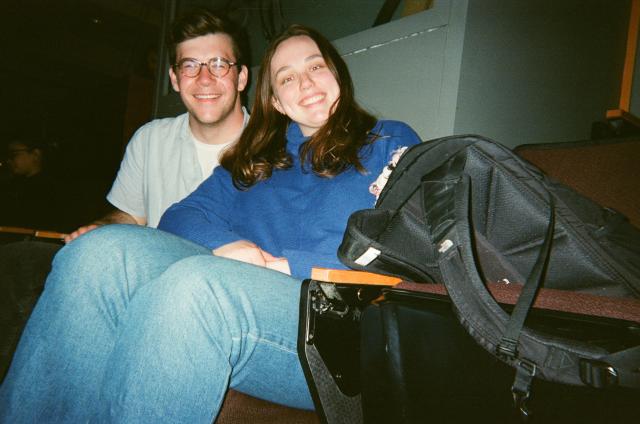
[605,108,640,127]
[310,267,402,286]
[0,226,67,240]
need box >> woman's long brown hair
[220,25,377,189]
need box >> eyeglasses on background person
[173,57,239,78]
[7,149,32,158]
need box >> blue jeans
[0,225,313,423]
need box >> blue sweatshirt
[158,120,421,279]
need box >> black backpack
[337,135,640,409]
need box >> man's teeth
[195,94,220,99]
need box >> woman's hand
[265,257,291,275]
[213,240,291,275]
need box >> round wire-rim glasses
[174,57,239,78]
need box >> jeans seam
[237,333,297,355]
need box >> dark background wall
[0,0,161,184]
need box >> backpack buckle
[511,358,537,420]
[496,337,518,359]
[579,359,619,388]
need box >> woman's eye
[310,64,323,72]
[281,75,295,85]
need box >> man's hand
[64,209,145,244]
[213,240,291,275]
[64,224,100,244]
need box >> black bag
[339,135,640,296]
[336,135,640,415]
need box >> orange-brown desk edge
[311,267,402,286]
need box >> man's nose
[196,64,216,84]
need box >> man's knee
[54,225,147,267]
[46,225,147,296]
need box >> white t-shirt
[193,137,232,177]
[107,108,249,228]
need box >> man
[65,8,249,241]
[1,8,250,380]
[0,138,64,231]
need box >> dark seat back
[514,137,640,228]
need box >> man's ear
[169,67,180,92]
[272,96,285,115]
[237,65,249,92]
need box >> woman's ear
[272,96,285,115]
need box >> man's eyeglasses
[174,57,239,78]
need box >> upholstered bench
[514,136,640,228]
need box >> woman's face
[270,35,340,136]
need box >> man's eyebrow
[274,54,324,78]
[177,56,234,63]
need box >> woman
[0,25,421,422]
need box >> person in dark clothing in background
[0,138,66,233]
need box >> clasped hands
[213,240,291,275]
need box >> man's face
[169,33,248,132]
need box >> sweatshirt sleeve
[158,168,242,249]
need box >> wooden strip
[396,281,640,323]
[620,0,640,111]
[311,267,402,286]
[33,230,67,240]
[0,226,66,240]
[401,0,433,17]
[0,226,33,235]
[605,108,640,126]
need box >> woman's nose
[299,72,313,89]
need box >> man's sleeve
[106,129,147,220]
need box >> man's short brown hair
[166,8,249,67]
